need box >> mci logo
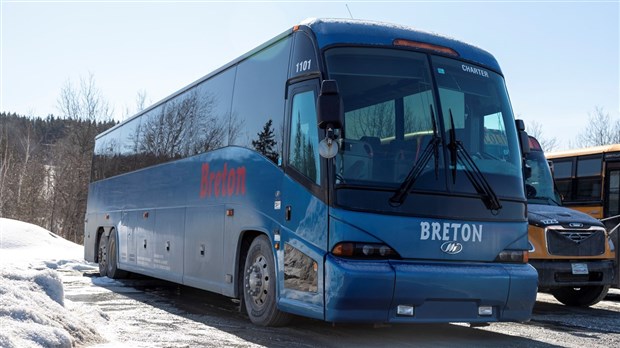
[440,241,463,255]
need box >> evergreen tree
[252,119,279,164]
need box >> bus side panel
[183,205,226,293]
[135,209,155,269]
[277,176,328,320]
[118,210,138,265]
[83,210,98,262]
[152,207,185,283]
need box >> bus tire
[551,285,610,307]
[243,235,292,326]
[106,229,128,279]
[98,232,108,277]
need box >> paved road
[60,269,620,348]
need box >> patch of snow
[0,218,104,347]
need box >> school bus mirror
[317,79,343,130]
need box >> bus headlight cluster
[495,250,528,263]
[332,242,400,259]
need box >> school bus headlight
[332,242,400,259]
[495,250,528,263]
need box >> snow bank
[0,218,104,348]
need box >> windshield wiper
[448,109,502,212]
[389,106,440,206]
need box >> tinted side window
[231,37,292,163]
[575,177,602,201]
[118,117,141,174]
[555,179,572,202]
[552,160,573,179]
[190,68,235,154]
[92,131,119,181]
[577,156,602,177]
[134,105,168,166]
[289,90,320,184]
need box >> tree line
[0,75,116,244]
[0,112,116,243]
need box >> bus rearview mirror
[317,80,343,130]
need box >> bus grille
[546,227,606,256]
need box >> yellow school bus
[547,144,620,288]
[526,137,616,305]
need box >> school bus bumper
[530,259,616,289]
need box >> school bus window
[553,160,572,179]
[577,156,602,177]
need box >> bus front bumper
[530,259,616,290]
[324,254,538,324]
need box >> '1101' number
[296,59,312,73]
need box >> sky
[1,0,618,150]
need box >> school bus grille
[545,227,606,257]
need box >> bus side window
[288,90,320,185]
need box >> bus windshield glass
[325,47,523,201]
[525,149,561,206]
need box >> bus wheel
[551,285,610,307]
[243,235,292,326]
[106,229,128,279]
[98,233,108,277]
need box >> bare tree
[122,89,150,120]
[135,89,148,113]
[575,106,620,147]
[51,73,114,243]
[0,125,13,217]
[526,120,558,152]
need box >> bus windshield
[325,47,523,204]
[526,147,561,206]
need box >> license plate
[571,263,589,275]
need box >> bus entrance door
[604,162,620,287]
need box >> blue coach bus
[84,18,538,326]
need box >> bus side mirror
[515,119,530,156]
[547,160,555,177]
[317,80,343,130]
[317,80,344,159]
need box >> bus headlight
[495,250,528,263]
[332,242,400,259]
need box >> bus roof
[301,18,501,73]
[546,144,620,159]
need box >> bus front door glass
[289,89,321,185]
[605,165,620,219]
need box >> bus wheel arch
[239,232,292,326]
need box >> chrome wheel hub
[246,255,269,306]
